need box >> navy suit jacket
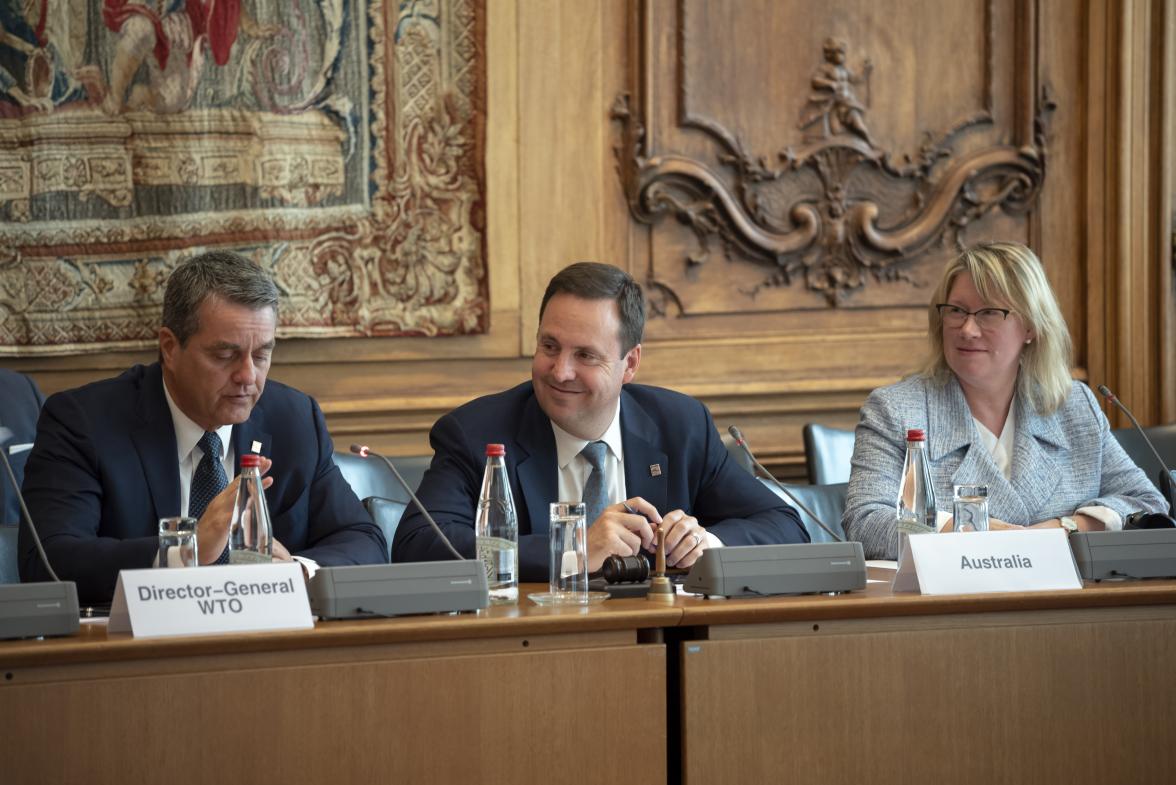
[393,382,807,580]
[19,363,387,603]
[0,370,44,526]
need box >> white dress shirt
[158,381,321,572]
[552,401,627,508]
[550,401,722,546]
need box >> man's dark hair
[539,262,645,355]
[162,250,280,345]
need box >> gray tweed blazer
[842,375,1167,559]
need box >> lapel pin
[649,463,662,477]
[251,440,263,454]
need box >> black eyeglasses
[935,304,1012,330]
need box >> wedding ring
[692,533,701,548]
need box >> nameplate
[108,563,313,638]
[903,530,1082,595]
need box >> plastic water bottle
[229,453,274,564]
[476,444,519,604]
[896,428,937,535]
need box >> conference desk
[1,574,1174,785]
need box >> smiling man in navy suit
[20,251,387,604]
[393,262,806,581]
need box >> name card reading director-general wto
[108,563,313,638]
[898,529,1082,595]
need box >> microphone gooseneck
[1097,386,1175,513]
[0,427,62,582]
[349,443,465,561]
[727,425,845,543]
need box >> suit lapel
[130,364,182,520]
[515,394,559,536]
[231,399,272,473]
[620,390,668,515]
[927,378,1022,517]
[1008,392,1065,519]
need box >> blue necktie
[190,431,230,564]
[580,441,610,525]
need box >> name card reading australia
[906,529,1082,595]
[108,563,313,638]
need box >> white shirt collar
[162,377,234,464]
[551,399,624,469]
[972,404,1016,479]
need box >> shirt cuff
[1076,505,1122,532]
[293,555,320,579]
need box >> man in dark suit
[20,251,387,604]
[0,370,44,527]
[393,262,806,581]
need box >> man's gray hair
[162,251,280,345]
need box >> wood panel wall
[2,0,1173,481]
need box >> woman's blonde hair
[920,241,1073,414]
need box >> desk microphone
[727,425,845,542]
[1096,385,1176,514]
[349,444,466,560]
[1,427,62,581]
[0,426,79,638]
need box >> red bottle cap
[906,428,926,442]
[485,444,505,456]
[240,453,262,467]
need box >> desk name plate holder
[109,562,313,638]
[893,529,1082,594]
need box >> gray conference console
[309,561,488,619]
[684,542,867,597]
[1069,528,1176,581]
[0,581,80,640]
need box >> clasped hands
[586,497,707,572]
[194,456,293,564]
[941,513,1100,532]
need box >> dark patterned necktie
[190,431,229,564]
[580,440,610,525]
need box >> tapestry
[0,0,487,355]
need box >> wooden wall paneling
[612,0,1058,477]
[517,1,630,357]
[1157,0,1176,423]
[1037,0,1089,379]
[4,0,1172,474]
[1165,0,1176,422]
[1088,0,1174,426]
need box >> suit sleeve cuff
[1076,505,1122,531]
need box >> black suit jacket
[19,363,387,603]
[0,370,44,526]
[393,382,807,580]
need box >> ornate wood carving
[613,24,1053,307]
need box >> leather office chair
[334,452,431,505]
[362,496,408,560]
[0,525,18,583]
[1112,423,1176,498]
[759,479,848,544]
[802,423,856,485]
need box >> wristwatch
[1059,516,1078,533]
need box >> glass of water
[548,503,588,603]
[952,485,989,532]
[158,517,198,567]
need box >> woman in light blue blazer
[843,242,1166,559]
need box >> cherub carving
[798,38,876,148]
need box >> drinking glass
[158,517,198,567]
[548,503,588,602]
[952,485,989,532]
